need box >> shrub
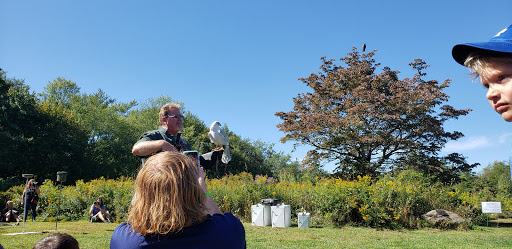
[1,171,508,228]
[1,177,133,222]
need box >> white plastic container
[298,212,310,228]
[271,203,291,227]
[251,204,271,226]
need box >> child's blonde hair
[464,51,512,79]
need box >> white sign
[481,202,502,214]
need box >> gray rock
[422,209,465,224]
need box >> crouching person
[89,197,111,223]
[110,151,246,249]
[2,201,20,225]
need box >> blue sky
[1,1,511,173]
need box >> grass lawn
[1,219,512,248]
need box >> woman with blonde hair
[22,179,40,222]
[110,151,245,248]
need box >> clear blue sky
[1,0,511,173]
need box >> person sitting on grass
[88,197,111,223]
[33,233,79,249]
[1,201,20,225]
[110,151,246,249]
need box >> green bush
[1,171,509,229]
[1,177,133,222]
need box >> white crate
[251,204,271,226]
[271,204,291,227]
[298,212,310,228]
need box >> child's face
[480,61,512,122]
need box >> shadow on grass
[487,219,512,228]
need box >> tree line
[1,48,482,190]
[0,69,301,190]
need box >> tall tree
[40,78,139,179]
[276,48,474,179]
[0,70,39,181]
[0,71,89,183]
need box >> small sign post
[21,174,33,233]
[481,202,502,227]
[55,171,68,231]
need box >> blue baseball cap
[452,24,512,65]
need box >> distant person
[2,201,20,225]
[88,197,111,223]
[33,233,79,249]
[452,24,512,122]
[131,102,223,167]
[22,179,40,222]
[110,151,246,249]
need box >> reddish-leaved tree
[276,48,475,181]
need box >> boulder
[422,209,465,224]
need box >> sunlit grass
[2,220,512,248]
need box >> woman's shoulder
[113,222,131,232]
[199,213,246,247]
[209,212,241,222]
[110,223,143,249]
[205,213,244,232]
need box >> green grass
[1,220,512,248]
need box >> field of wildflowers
[1,170,509,228]
[208,170,510,228]
[0,177,134,222]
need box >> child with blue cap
[452,24,512,122]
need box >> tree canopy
[0,69,298,189]
[276,48,476,181]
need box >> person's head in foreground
[33,233,79,249]
[130,151,206,235]
[452,24,512,122]
[110,151,246,249]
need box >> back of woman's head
[128,151,206,236]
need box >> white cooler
[271,203,291,227]
[298,212,310,228]
[251,204,271,226]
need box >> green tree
[0,71,89,185]
[479,161,512,197]
[0,70,38,184]
[40,78,139,179]
[33,102,89,182]
[276,48,474,179]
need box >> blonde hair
[128,151,206,235]
[26,179,37,187]
[159,102,182,125]
[464,52,512,79]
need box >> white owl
[208,121,231,164]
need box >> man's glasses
[167,114,185,119]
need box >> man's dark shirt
[134,126,220,169]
